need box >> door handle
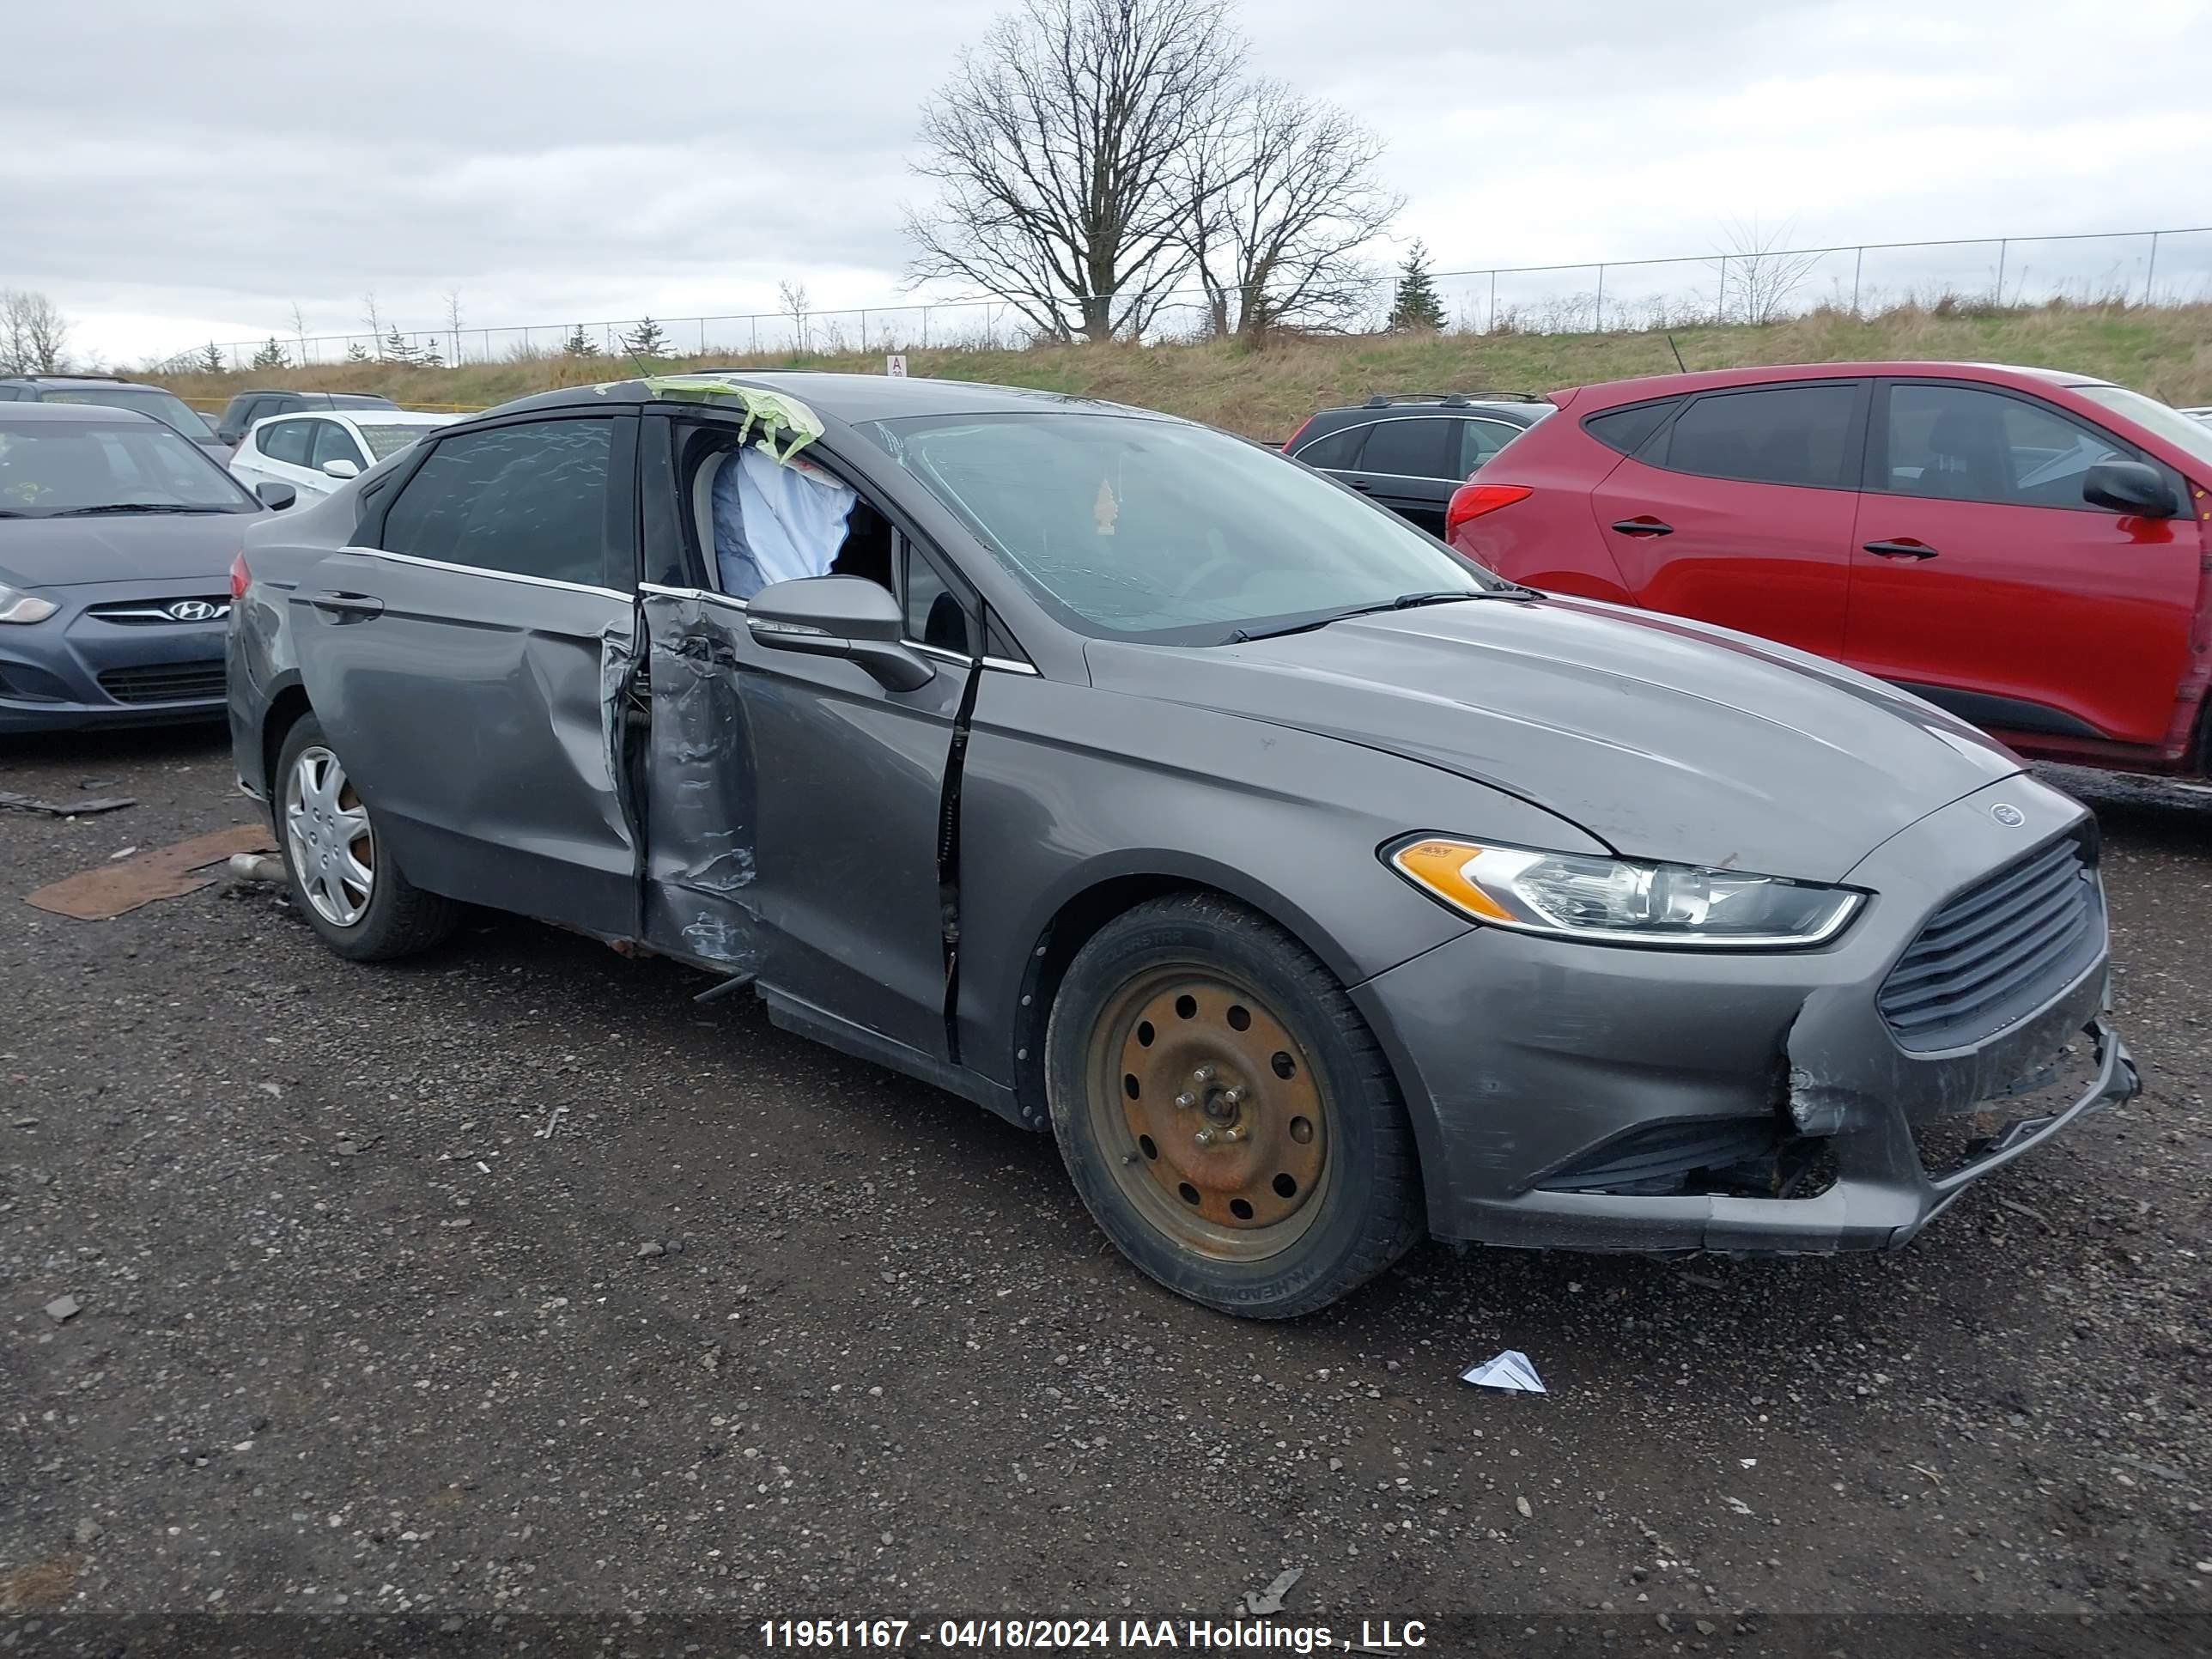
[305,590,384,618]
[1347,479,1377,493]
[1609,517,1673,538]
[1863,540,1939,560]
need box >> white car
[2180,406,2212,425]
[228,408,457,499]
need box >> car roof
[2,374,144,387]
[480,370,1164,427]
[0,401,158,424]
[325,408,450,424]
[230,389,396,404]
[1559,361,2116,409]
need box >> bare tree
[443,291,465,367]
[1712,216,1821,325]
[1176,81,1399,342]
[288,301,309,368]
[777,280,811,354]
[360,292,385,360]
[903,0,1243,343]
[1,290,73,374]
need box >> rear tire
[275,714,460,963]
[1045,893,1424,1318]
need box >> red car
[1446,362,2212,779]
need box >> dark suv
[216,389,399,448]
[1282,393,1552,535]
[0,375,228,460]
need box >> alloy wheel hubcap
[284,745,375,927]
[1089,969,1328,1262]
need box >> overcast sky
[9,0,2209,363]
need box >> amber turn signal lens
[1390,839,1516,922]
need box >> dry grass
[151,300,2212,441]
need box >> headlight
[0,583,58,624]
[1388,836,1862,948]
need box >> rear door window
[1878,382,2131,509]
[1358,416,1455,480]
[1655,384,1860,487]
[260,419,314,467]
[378,417,615,587]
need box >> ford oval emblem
[1990,802,2026,827]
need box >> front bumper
[0,581,229,734]
[1355,775,2139,1254]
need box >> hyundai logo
[166,600,222,623]
[1990,802,2027,827]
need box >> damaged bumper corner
[1352,775,2142,1257]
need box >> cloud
[9,0,2209,363]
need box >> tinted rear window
[1290,423,1364,470]
[1583,399,1679,457]
[1358,416,1455,479]
[378,418,613,586]
[1656,385,1858,488]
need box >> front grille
[85,597,231,625]
[97,662,227,705]
[1878,831,2100,1052]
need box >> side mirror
[320,458,362,480]
[2082,460,2176,518]
[746,575,933,693]
[217,427,241,446]
[254,481,298,511]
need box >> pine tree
[623,316,669,358]
[1387,240,1447,333]
[343,341,371,364]
[416,339,444,368]
[250,337,288,371]
[382,327,418,366]
[562,325,600,359]
[198,341,226,374]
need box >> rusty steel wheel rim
[1085,965,1331,1263]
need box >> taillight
[228,552,250,601]
[1279,415,1316,454]
[1445,483,1532,538]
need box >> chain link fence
[198,226,2212,371]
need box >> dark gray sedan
[225,372,2136,1317]
[1,403,291,733]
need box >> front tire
[1045,893,1424,1318]
[275,714,460,962]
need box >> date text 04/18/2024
[757,1620,1430,1650]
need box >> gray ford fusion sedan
[227,372,2136,1317]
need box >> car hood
[1085,594,2022,884]
[0,512,257,590]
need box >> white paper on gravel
[1462,1349,1546,1393]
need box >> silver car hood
[1086,594,2023,884]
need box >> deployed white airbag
[711,445,857,600]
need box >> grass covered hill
[154,300,2212,441]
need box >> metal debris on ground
[1462,1349,1546,1393]
[227,852,286,884]
[0,790,136,817]
[535,1104,568,1139]
[1240,1566,1302,1617]
[44,1295,81,1323]
[26,826,275,921]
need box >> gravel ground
[2,726,2208,1655]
